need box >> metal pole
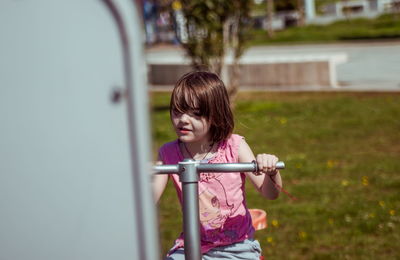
[179,159,202,260]
[102,1,160,259]
[153,164,179,174]
[153,161,285,174]
[127,2,161,259]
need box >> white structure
[0,1,159,260]
[305,0,316,21]
[312,0,399,24]
[333,0,395,16]
[259,0,398,29]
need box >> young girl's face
[171,109,211,144]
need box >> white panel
[0,1,140,259]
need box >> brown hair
[170,71,234,144]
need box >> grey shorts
[165,239,262,260]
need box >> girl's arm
[238,138,282,200]
[152,158,169,203]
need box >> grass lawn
[250,14,400,45]
[151,91,400,259]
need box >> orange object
[249,209,267,231]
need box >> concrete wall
[149,62,332,88]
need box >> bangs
[170,81,209,118]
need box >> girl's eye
[172,109,182,116]
[189,108,202,117]
[172,109,201,117]
[193,111,202,117]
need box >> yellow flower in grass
[326,160,335,168]
[364,212,375,219]
[362,176,369,186]
[327,160,340,169]
[379,201,386,208]
[267,237,274,243]
[341,180,349,186]
[271,219,279,227]
[279,118,287,125]
[298,231,307,239]
[389,210,395,216]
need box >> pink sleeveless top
[158,134,255,254]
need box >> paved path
[146,41,400,91]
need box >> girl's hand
[255,153,279,176]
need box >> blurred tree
[265,0,303,26]
[275,0,296,11]
[178,0,253,102]
[266,0,275,37]
[296,0,305,25]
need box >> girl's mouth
[178,127,191,134]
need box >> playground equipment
[153,160,285,260]
[249,208,268,231]
[1,0,160,259]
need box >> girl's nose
[179,113,190,122]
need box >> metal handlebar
[153,160,285,260]
[153,161,285,174]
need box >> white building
[313,0,399,24]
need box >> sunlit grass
[250,13,400,45]
[152,91,400,259]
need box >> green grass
[151,91,400,259]
[250,14,400,45]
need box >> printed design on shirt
[198,174,234,230]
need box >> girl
[153,71,282,260]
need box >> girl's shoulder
[213,134,244,163]
[158,139,181,162]
[223,133,244,149]
[159,139,179,151]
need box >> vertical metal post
[101,1,160,259]
[179,159,202,260]
[126,2,160,258]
